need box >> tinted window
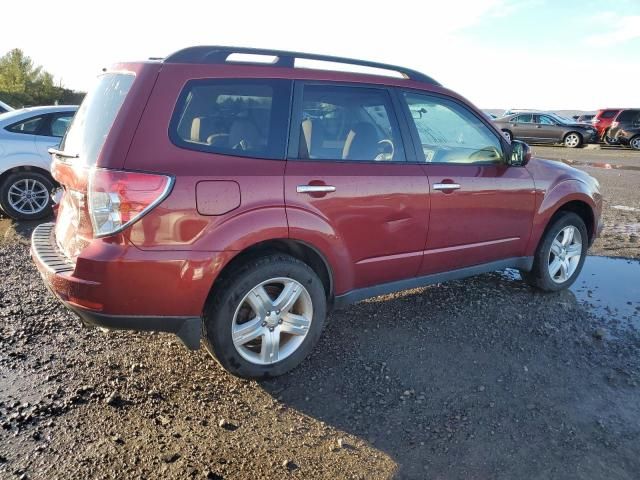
[403,92,503,164]
[62,73,135,166]
[296,85,404,162]
[537,115,555,125]
[514,114,533,123]
[49,114,74,137]
[601,110,618,119]
[617,110,640,122]
[171,79,291,160]
[7,116,44,134]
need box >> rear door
[510,114,538,141]
[398,90,535,274]
[285,82,430,292]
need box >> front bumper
[31,223,209,349]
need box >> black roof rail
[164,46,440,86]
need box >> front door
[398,90,536,274]
[285,83,430,293]
[510,113,538,141]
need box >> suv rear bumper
[30,222,223,350]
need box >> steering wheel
[375,139,395,161]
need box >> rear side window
[617,110,640,122]
[7,116,44,134]
[295,84,405,162]
[49,114,74,137]
[600,110,618,119]
[513,114,533,123]
[61,73,135,166]
[170,79,291,160]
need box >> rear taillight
[88,168,173,238]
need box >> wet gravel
[1,145,640,479]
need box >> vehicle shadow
[259,271,640,479]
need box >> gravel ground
[1,145,639,479]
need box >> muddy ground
[1,145,639,479]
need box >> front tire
[0,171,54,220]
[563,132,582,148]
[630,135,640,150]
[202,254,327,378]
[520,212,588,292]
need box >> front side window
[171,79,291,160]
[402,92,503,164]
[296,85,405,162]
[49,114,74,137]
[537,115,555,125]
[7,116,43,134]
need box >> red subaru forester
[32,47,602,378]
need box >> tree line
[0,49,85,108]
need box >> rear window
[61,73,135,165]
[169,79,291,160]
[600,110,618,119]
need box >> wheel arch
[205,238,335,314]
[0,165,56,188]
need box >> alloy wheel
[564,133,580,148]
[231,277,313,365]
[547,226,582,283]
[631,137,640,150]
[7,178,50,215]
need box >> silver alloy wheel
[7,178,50,215]
[631,137,640,150]
[564,133,580,148]
[231,277,313,365]
[548,225,582,283]
[502,131,511,142]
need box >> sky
[1,0,639,110]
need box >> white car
[0,105,77,220]
[0,100,14,114]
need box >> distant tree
[0,48,85,108]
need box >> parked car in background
[494,112,598,147]
[575,114,595,123]
[31,46,602,379]
[615,126,640,150]
[503,108,542,116]
[0,100,14,114]
[0,105,78,220]
[591,108,622,142]
[607,108,640,143]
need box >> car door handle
[297,185,336,194]
[433,183,461,191]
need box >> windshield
[61,73,135,165]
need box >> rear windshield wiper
[48,148,79,158]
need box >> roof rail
[164,46,440,86]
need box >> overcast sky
[1,0,639,110]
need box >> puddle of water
[503,256,640,328]
[571,256,640,324]
[556,158,640,172]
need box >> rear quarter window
[169,79,292,160]
[600,110,618,119]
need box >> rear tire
[202,254,327,378]
[520,212,588,292]
[603,129,617,145]
[630,135,640,150]
[0,171,54,221]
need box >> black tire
[629,135,640,150]
[603,129,617,145]
[202,254,327,378]
[520,212,588,292]
[0,171,54,221]
[563,132,582,148]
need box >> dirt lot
[1,145,639,479]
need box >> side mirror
[509,140,531,167]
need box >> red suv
[591,108,622,142]
[32,47,602,378]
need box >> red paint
[32,56,602,323]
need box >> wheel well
[210,239,333,302]
[0,166,56,188]
[551,200,594,240]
